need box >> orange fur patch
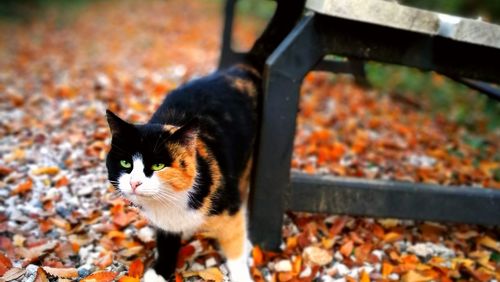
[157,142,197,192]
[232,78,257,98]
[238,157,253,200]
[201,209,246,259]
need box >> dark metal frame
[217,0,370,87]
[248,14,500,250]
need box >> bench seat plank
[306,0,500,49]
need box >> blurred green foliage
[366,63,500,131]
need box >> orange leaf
[252,246,264,267]
[128,259,144,278]
[339,240,354,257]
[383,231,403,243]
[382,262,394,278]
[0,252,13,276]
[118,276,139,282]
[96,253,113,269]
[11,179,33,195]
[80,271,117,282]
[360,270,370,282]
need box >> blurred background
[1,0,499,132]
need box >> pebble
[78,266,92,278]
[274,259,292,272]
[24,264,39,282]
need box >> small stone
[190,262,205,271]
[388,273,400,280]
[205,257,218,268]
[299,266,312,278]
[137,226,155,243]
[24,264,40,282]
[274,260,292,272]
[77,266,92,277]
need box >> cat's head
[105,110,199,207]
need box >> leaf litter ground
[0,0,499,281]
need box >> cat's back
[150,64,261,127]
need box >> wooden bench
[242,0,500,250]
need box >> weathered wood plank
[306,0,500,49]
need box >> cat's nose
[130,180,142,192]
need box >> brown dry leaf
[383,231,403,243]
[42,267,78,279]
[303,246,333,266]
[1,267,26,281]
[184,268,224,282]
[198,268,224,282]
[0,166,13,178]
[32,166,60,176]
[19,241,58,262]
[34,267,49,282]
[402,270,434,282]
[113,211,137,227]
[477,236,500,252]
[80,271,117,282]
[120,245,144,258]
[95,253,113,269]
[128,259,144,278]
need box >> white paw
[227,259,252,282]
[143,268,167,282]
[229,271,253,282]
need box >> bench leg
[249,15,324,251]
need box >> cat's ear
[106,109,132,136]
[170,118,199,148]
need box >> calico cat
[105,0,305,281]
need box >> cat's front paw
[227,259,253,282]
[229,270,253,282]
[143,268,167,282]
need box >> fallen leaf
[41,267,78,279]
[0,253,12,276]
[128,259,144,278]
[34,267,48,282]
[402,270,434,282]
[32,166,60,176]
[197,268,224,282]
[252,246,264,267]
[80,271,117,282]
[478,236,500,252]
[1,267,26,281]
[11,180,32,196]
[339,240,354,257]
[117,276,139,282]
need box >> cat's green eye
[151,163,165,171]
[120,160,132,169]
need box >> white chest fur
[139,194,204,234]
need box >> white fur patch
[117,154,204,234]
[226,236,252,282]
[227,256,252,282]
[143,268,167,282]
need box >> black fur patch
[188,154,212,210]
[154,230,181,279]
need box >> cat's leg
[215,209,253,282]
[144,229,181,282]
